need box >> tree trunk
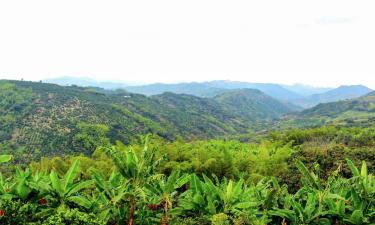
[160,201,169,225]
[128,199,136,225]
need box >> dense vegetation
[0,80,296,163]
[1,124,374,224]
[0,140,374,224]
[0,80,374,224]
[279,91,375,128]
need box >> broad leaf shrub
[1,149,374,225]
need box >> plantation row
[0,142,374,225]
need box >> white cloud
[0,0,374,88]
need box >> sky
[0,0,375,88]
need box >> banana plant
[104,137,163,225]
[146,170,190,224]
[179,174,259,222]
[49,160,94,209]
[269,191,333,225]
[90,169,129,224]
[344,159,375,224]
[0,155,14,200]
[295,160,323,191]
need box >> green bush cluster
[0,141,374,225]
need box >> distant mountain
[291,85,372,108]
[44,77,371,109]
[126,80,302,101]
[278,91,375,128]
[204,80,303,100]
[0,80,294,161]
[125,82,226,97]
[281,84,333,96]
[44,76,135,90]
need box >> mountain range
[44,77,372,108]
[279,91,375,128]
[1,79,374,162]
[0,80,294,160]
[290,85,373,108]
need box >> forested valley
[0,80,374,224]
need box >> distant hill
[278,91,375,128]
[204,80,303,100]
[0,80,294,161]
[45,77,312,101]
[44,77,371,109]
[281,84,333,96]
[44,76,136,90]
[291,85,373,108]
[125,82,226,97]
[126,80,302,101]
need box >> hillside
[205,80,302,100]
[279,91,375,128]
[213,89,294,120]
[0,80,293,161]
[281,83,333,96]
[44,76,132,89]
[125,80,302,100]
[125,82,225,97]
[291,85,372,108]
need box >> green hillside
[0,80,293,162]
[125,80,302,100]
[213,89,295,120]
[279,91,375,128]
[291,85,373,108]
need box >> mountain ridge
[0,80,293,161]
[278,90,375,128]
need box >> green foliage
[1,148,374,224]
[0,80,298,164]
[74,122,110,152]
[1,80,375,224]
[280,91,375,128]
[0,155,12,164]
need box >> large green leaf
[190,174,203,194]
[67,196,92,209]
[296,160,322,190]
[66,180,94,197]
[346,159,360,177]
[64,160,80,191]
[0,155,12,163]
[360,161,368,178]
[50,171,64,196]
[90,169,107,191]
[346,210,364,225]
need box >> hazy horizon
[1,75,374,89]
[1,0,375,88]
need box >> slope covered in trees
[0,80,294,162]
[0,80,374,224]
[46,77,372,109]
[125,80,303,100]
[291,85,373,108]
[213,89,298,120]
[0,124,374,224]
[279,91,375,128]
